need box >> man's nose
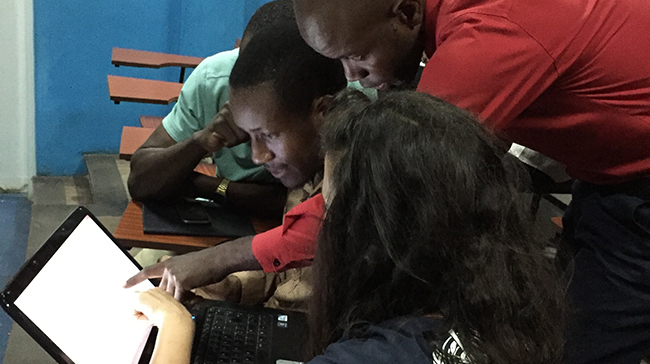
[251,138,274,165]
[341,59,369,82]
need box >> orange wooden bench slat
[551,216,563,233]
[194,163,216,176]
[108,75,183,105]
[119,126,154,160]
[140,115,164,129]
[111,47,204,69]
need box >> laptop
[1,206,308,364]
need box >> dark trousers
[562,179,650,364]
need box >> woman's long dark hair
[309,91,567,363]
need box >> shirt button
[273,259,281,267]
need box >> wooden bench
[119,126,154,160]
[115,200,279,253]
[140,115,164,129]
[551,216,563,233]
[112,47,204,83]
[108,75,183,105]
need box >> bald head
[293,0,387,52]
[294,0,427,90]
[293,0,388,25]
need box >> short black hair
[230,21,346,117]
[241,0,295,47]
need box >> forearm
[128,134,210,201]
[186,173,287,219]
[149,315,194,364]
[214,235,262,274]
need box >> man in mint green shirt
[128,0,295,218]
[162,48,275,183]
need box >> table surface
[108,75,183,105]
[114,201,280,253]
[112,47,204,69]
[119,126,154,160]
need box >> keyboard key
[194,307,276,364]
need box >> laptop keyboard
[193,306,273,364]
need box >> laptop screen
[13,215,155,364]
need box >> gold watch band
[216,178,230,199]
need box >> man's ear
[391,0,425,29]
[311,94,335,128]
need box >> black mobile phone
[176,201,211,225]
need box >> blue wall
[34,0,270,175]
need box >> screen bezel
[0,206,153,364]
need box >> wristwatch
[216,178,230,201]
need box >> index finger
[124,264,165,288]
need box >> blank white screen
[15,216,155,364]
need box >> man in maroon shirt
[293,0,650,362]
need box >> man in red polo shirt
[293,0,650,362]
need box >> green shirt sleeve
[347,81,378,100]
[162,49,238,142]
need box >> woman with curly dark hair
[308,90,567,364]
[132,90,567,364]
